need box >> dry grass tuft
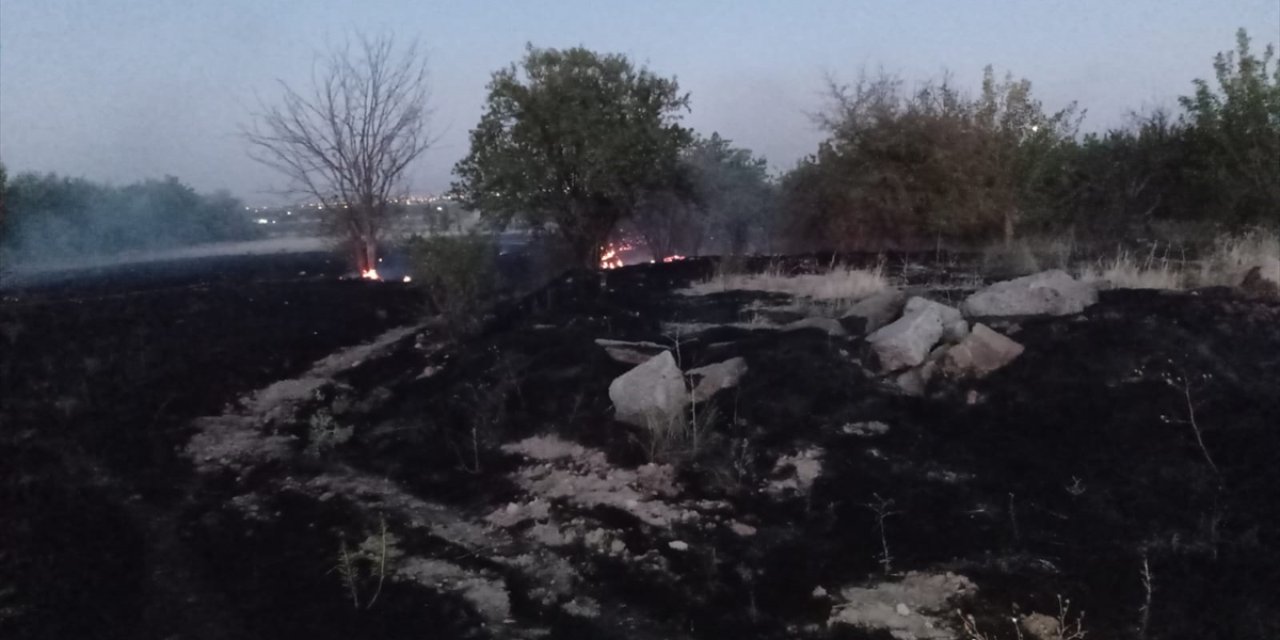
[1079,249,1187,290]
[680,262,889,308]
[1196,229,1280,287]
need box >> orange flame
[600,244,623,270]
[361,268,381,280]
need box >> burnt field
[2,254,1279,640]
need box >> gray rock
[841,288,907,334]
[843,421,891,437]
[687,357,749,402]
[608,351,690,430]
[962,270,1098,318]
[941,323,1025,378]
[866,304,944,372]
[892,344,948,396]
[783,317,848,337]
[903,297,969,343]
[595,338,669,365]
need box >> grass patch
[680,261,889,311]
[1076,229,1278,291]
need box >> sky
[1,0,1277,205]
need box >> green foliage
[406,233,498,331]
[1,172,260,260]
[782,29,1278,248]
[335,519,402,610]
[785,69,1080,249]
[451,45,692,266]
[1177,28,1280,226]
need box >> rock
[595,338,669,365]
[828,572,977,638]
[842,420,890,437]
[961,270,1098,317]
[903,297,969,343]
[609,351,690,430]
[687,357,749,402]
[668,540,689,551]
[841,288,907,334]
[940,324,1025,378]
[892,344,947,396]
[813,586,829,598]
[729,521,758,537]
[1019,613,1061,640]
[867,305,945,372]
[767,448,824,496]
[783,317,848,337]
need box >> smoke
[0,172,262,269]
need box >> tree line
[452,28,1277,265]
[0,172,259,262]
[2,29,1275,269]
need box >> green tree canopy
[451,45,692,267]
[1177,28,1280,226]
[785,68,1079,249]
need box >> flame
[662,255,686,263]
[402,275,412,283]
[361,268,381,280]
[599,244,623,270]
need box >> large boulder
[903,297,969,344]
[609,351,690,429]
[866,304,944,372]
[961,270,1098,318]
[687,357,749,402]
[940,323,1024,378]
[841,288,907,334]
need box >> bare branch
[243,32,433,271]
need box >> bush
[406,233,498,331]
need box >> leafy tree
[1177,28,1280,226]
[245,33,434,274]
[784,69,1078,249]
[452,45,692,267]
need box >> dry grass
[1079,249,1187,290]
[680,261,889,309]
[1196,228,1280,287]
[1078,229,1278,291]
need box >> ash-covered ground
[3,255,1278,640]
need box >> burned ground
[2,255,1278,639]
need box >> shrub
[406,233,498,331]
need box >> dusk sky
[2,1,1277,205]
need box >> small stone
[729,521,758,537]
[896,603,911,616]
[812,586,828,598]
[610,539,627,554]
[668,540,689,551]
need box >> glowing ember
[402,275,412,283]
[599,245,623,270]
[361,268,381,280]
[661,255,686,263]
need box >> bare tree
[245,33,433,275]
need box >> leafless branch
[243,32,434,270]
